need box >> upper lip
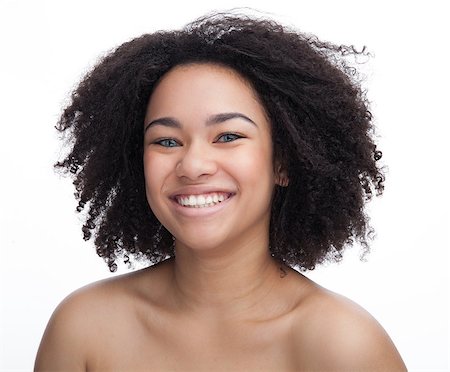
[169,186,236,199]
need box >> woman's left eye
[215,133,243,143]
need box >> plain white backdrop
[0,0,448,371]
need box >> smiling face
[143,63,278,253]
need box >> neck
[167,237,285,318]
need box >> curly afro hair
[55,12,385,272]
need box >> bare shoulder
[34,260,171,371]
[291,277,406,371]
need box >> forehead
[145,63,267,122]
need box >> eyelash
[154,138,179,147]
[215,133,244,143]
[152,133,244,147]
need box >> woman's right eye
[153,138,179,147]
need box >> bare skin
[35,257,406,371]
[36,64,406,371]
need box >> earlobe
[275,164,289,187]
[276,176,289,187]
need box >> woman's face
[143,63,277,252]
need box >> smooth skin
[35,63,406,371]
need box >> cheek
[143,154,170,204]
[231,144,275,186]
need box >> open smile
[174,192,234,208]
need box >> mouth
[173,192,234,208]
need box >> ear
[275,163,289,187]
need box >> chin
[173,231,236,254]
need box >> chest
[86,314,298,371]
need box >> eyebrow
[144,112,257,133]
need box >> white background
[0,0,448,371]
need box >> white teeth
[176,192,230,208]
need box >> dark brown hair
[55,12,384,272]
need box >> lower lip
[170,194,235,218]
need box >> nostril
[175,154,218,180]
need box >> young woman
[35,12,406,371]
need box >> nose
[175,142,218,180]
